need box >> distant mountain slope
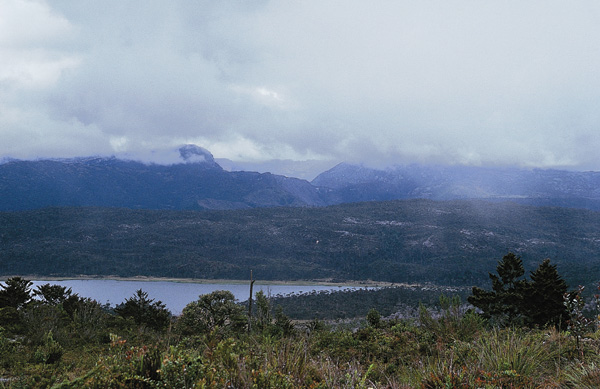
[216,158,337,181]
[4,147,600,211]
[314,163,600,210]
[0,146,326,211]
[2,200,599,287]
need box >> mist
[2,1,600,171]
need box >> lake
[31,280,365,315]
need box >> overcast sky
[2,1,600,170]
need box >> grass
[5,292,600,388]
[4,321,600,387]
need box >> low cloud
[2,1,600,170]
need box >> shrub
[177,290,246,337]
[419,294,483,343]
[33,331,63,364]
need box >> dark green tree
[115,289,171,332]
[0,307,24,334]
[34,284,73,306]
[468,253,529,326]
[0,277,33,310]
[366,308,382,328]
[524,258,568,328]
[34,283,85,319]
[177,290,246,336]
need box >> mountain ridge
[313,162,600,210]
[0,146,326,211]
[3,146,600,210]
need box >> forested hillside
[2,199,599,287]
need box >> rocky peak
[178,145,220,168]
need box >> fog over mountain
[3,2,600,171]
[312,163,600,209]
[0,145,326,211]
[2,146,600,211]
[216,158,337,181]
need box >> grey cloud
[2,1,600,170]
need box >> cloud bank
[2,0,600,170]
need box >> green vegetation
[3,200,600,288]
[2,255,600,388]
[268,284,471,320]
[469,253,568,328]
[114,290,171,332]
[176,290,246,337]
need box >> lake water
[31,280,364,315]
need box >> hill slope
[4,149,600,211]
[2,199,599,286]
[314,163,600,210]
[0,146,325,210]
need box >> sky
[2,1,600,171]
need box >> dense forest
[2,199,600,287]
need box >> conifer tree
[525,258,568,328]
[0,277,33,310]
[469,254,570,329]
[115,289,171,331]
[468,253,529,326]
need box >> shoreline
[3,275,406,288]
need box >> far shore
[2,275,410,288]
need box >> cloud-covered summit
[2,1,600,171]
[178,145,218,166]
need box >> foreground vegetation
[2,258,600,388]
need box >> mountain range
[2,145,600,211]
[313,163,600,210]
[3,146,600,285]
[0,146,325,211]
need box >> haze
[2,1,600,172]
